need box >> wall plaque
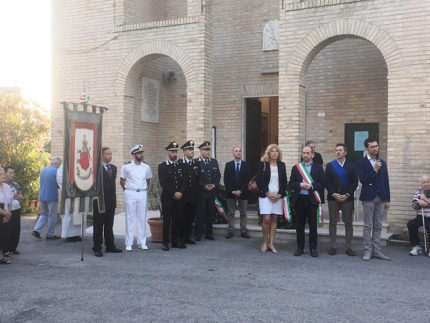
[141,76,160,123]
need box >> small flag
[215,198,227,221]
[282,190,292,223]
[79,83,89,103]
[337,210,344,223]
[317,204,324,225]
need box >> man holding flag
[289,145,325,257]
[325,144,358,256]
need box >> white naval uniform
[120,160,153,248]
[58,165,87,238]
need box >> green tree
[0,92,51,213]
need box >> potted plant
[147,173,163,242]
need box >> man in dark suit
[356,138,390,261]
[305,140,323,165]
[290,145,325,257]
[223,146,251,239]
[178,140,199,245]
[92,147,122,257]
[158,142,186,251]
[325,144,358,256]
[194,141,221,241]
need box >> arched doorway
[304,37,388,164]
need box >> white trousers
[124,190,148,247]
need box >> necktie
[235,162,240,182]
[107,164,112,178]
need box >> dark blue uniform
[194,157,221,240]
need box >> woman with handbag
[0,167,13,264]
[256,144,288,253]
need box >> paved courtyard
[1,217,429,323]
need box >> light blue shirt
[38,165,59,202]
[235,160,242,171]
[299,162,313,195]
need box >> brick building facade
[52,0,430,235]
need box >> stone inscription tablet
[141,76,160,123]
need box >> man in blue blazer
[356,138,390,261]
[223,146,251,239]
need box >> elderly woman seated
[408,175,430,256]
[0,167,13,264]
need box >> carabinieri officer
[178,140,199,245]
[158,142,187,251]
[194,141,221,241]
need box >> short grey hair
[421,175,430,182]
[305,140,315,146]
[51,157,62,164]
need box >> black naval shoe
[185,239,196,245]
[172,241,186,249]
[162,243,169,251]
[94,250,103,257]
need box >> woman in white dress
[256,144,288,253]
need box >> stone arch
[285,18,404,85]
[114,40,198,96]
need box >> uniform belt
[126,188,147,192]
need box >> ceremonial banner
[61,102,106,215]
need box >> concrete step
[214,220,390,246]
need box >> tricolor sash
[215,198,227,221]
[282,190,293,223]
[296,163,323,224]
[330,159,351,188]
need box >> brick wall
[305,38,388,162]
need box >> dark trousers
[407,215,430,246]
[92,204,116,252]
[182,201,196,240]
[162,199,183,244]
[8,209,21,251]
[195,195,215,238]
[295,195,318,250]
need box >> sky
[0,1,51,110]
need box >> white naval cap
[130,144,144,155]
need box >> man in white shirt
[120,144,152,251]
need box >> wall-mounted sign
[354,131,369,151]
[141,76,159,123]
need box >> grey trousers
[328,200,354,249]
[227,198,248,233]
[362,196,385,253]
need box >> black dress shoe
[194,236,202,242]
[310,249,318,257]
[12,250,20,255]
[185,239,196,245]
[106,248,123,253]
[205,235,215,240]
[94,250,103,257]
[328,247,336,255]
[241,232,250,239]
[225,232,234,239]
[162,243,169,251]
[294,249,304,256]
[66,236,82,242]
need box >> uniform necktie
[235,162,240,182]
[107,164,112,178]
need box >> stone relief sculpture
[263,20,279,51]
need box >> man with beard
[178,140,198,245]
[120,144,152,251]
[290,145,325,257]
[158,142,187,251]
